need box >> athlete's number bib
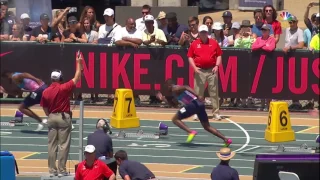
[179,107,186,114]
[30,92,37,99]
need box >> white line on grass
[225,118,250,152]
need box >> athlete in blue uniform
[157,79,232,146]
[1,71,48,131]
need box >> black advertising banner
[0,42,319,100]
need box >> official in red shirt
[187,24,223,120]
[40,54,83,177]
[75,145,116,180]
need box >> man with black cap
[304,2,320,38]
[61,16,87,43]
[30,13,60,43]
[40,52,83,177]
[0,0,9,40]
[162,12,188,45]
[222,11,234,37]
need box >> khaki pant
[194,68,219,114]
[47,112,72,174]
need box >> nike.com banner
[0,42,319,100]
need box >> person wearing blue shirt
[251,9,274,38]
[303,28,312,47]
[211,148,240,180]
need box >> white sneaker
[212,114,222,121]
[34,123,44,131]
[42,119,48,124]
[193,114,198,121]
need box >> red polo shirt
[263,19,282,35]
[75,159,114,180]
[187,38,223,69]
[40,80,75,113]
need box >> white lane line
[0,135,315,142]
[225,118,250,152]
[239,146,261,153]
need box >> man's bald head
[126,18,136,31]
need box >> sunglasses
[189,23,197,27]
[265,9,273,12]
[288,21,296,24]
[142,11,149,15]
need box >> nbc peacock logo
[279,11,292,28]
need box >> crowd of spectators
[0,2,319,111]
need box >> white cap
[84,145,95,153]
[20,13,30,20]
[198,25,209,32]
[103,8,114,16]
[144,14,154,22]
[317,13,320,18]
[51,71,62,80]
[231,22,240,29]
[212,22,223,30]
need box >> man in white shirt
[114,18,143,48]
[135,4,158,32]
[98,8,121,45]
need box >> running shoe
[224,138,233,147]
[186,130,198,143]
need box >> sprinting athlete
[1,71,48,131]
[157,79,232,146]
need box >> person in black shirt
[20,13,32,41]
[114,150,157,180]
[0,1,9,40]
[211,148,240,180]
[30,13,59,43]
[61,16,87,43]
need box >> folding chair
[278,171,300,180]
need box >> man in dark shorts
[114,150,157,180]
[1,71,48,131]
[157,79,232,146]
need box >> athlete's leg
[18,103,42,123]
[197,101,232,146]
[172,113,193,134]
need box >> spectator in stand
[283,15,304,53]
[75,145,116,180]
[20,13,32,41]
[163,12,188,45]
[304,13,319,48]
[212,22,229,47]
[30,13,60,43]
[227,22,240,47]
[51,8,70,40]
[114,150,157,180]
[114,18,143,48]
[0,1,9,40]
[142,15,167,46]
[211,148,240,180]
[178,16,199,47]
[252,9,274,38]
[81,17,98,44]
[61,16,87,43]
[157,11,167,29]
[98,8,121,45]
[87,119,113,160]
[252,24,276,111]
[252,24,276,52]
[234,20,254,49]
[135,4,158,32]
[78,6,101,32]
[309,29,319,50]
[9,24,26,41]
[304,3,320,38]
[188,25,223,121]
[1,1,14,35]
[263,5,282,44]
[222,11,234,37]
[203,16,213,36]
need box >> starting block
[265,102,295,142]
[110,122,169,139]
[271,144,314,154]
[0,110,30,127]
[110,89,140,129]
